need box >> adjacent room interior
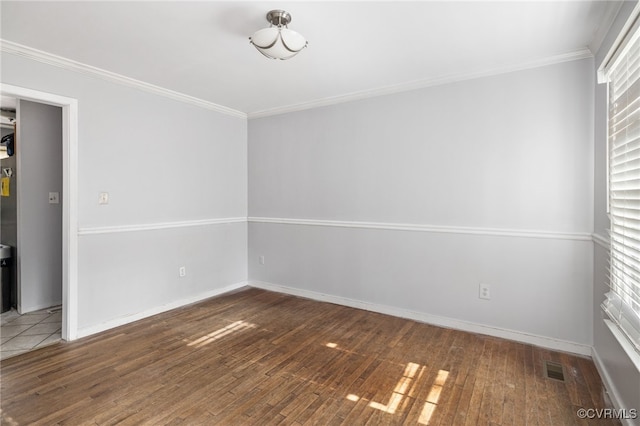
[1,1,639,424]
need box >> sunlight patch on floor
[187,320,256,348]
[0,408,18,426]
[369,362,421,414]
[343,362,450,422]
[418,369,449,425]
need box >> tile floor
[0,307,62,360]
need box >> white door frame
[1,83,78,341]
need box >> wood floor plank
[500,341,521,426]
[477,339,499,426]
[489,340,508,425]
[432,330,472,425]
[463,337,494,426]
[302,396,340,425]
[404,328,457,424]
[0,288,620,425]
[291,391,327,424]
[444,331,485,425]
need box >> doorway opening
[0,96,65,359]
[0,84,79,352]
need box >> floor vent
[543,360,565,382]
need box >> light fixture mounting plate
[266,10,292,27]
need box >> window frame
[598,4,640,361]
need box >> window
[602,13,640,354]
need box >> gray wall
[1,52,247,333]
[249,58,595,347]
[18,100,63,312]
[593,0,640,416]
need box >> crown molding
[1,39,594,121]
[0,39,247,119]
[247,48,594,119]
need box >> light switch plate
[99,192,109,205]
[48,192,59,204]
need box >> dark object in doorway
[0,245,13,313]
[1,133,14,157]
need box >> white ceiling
[0,1,621,116]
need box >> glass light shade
[250,27,307,60]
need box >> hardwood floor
[0,288,619,425]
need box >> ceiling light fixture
[250,10,307,60]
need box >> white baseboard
[74,279,592,356]
[248,280,592,356]
[76,282,248,339]
[591,347,637,426]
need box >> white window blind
[603,16,640,354]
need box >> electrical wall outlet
[479,283,491,300]
[259,256,265,265]
[179,266,186,277]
